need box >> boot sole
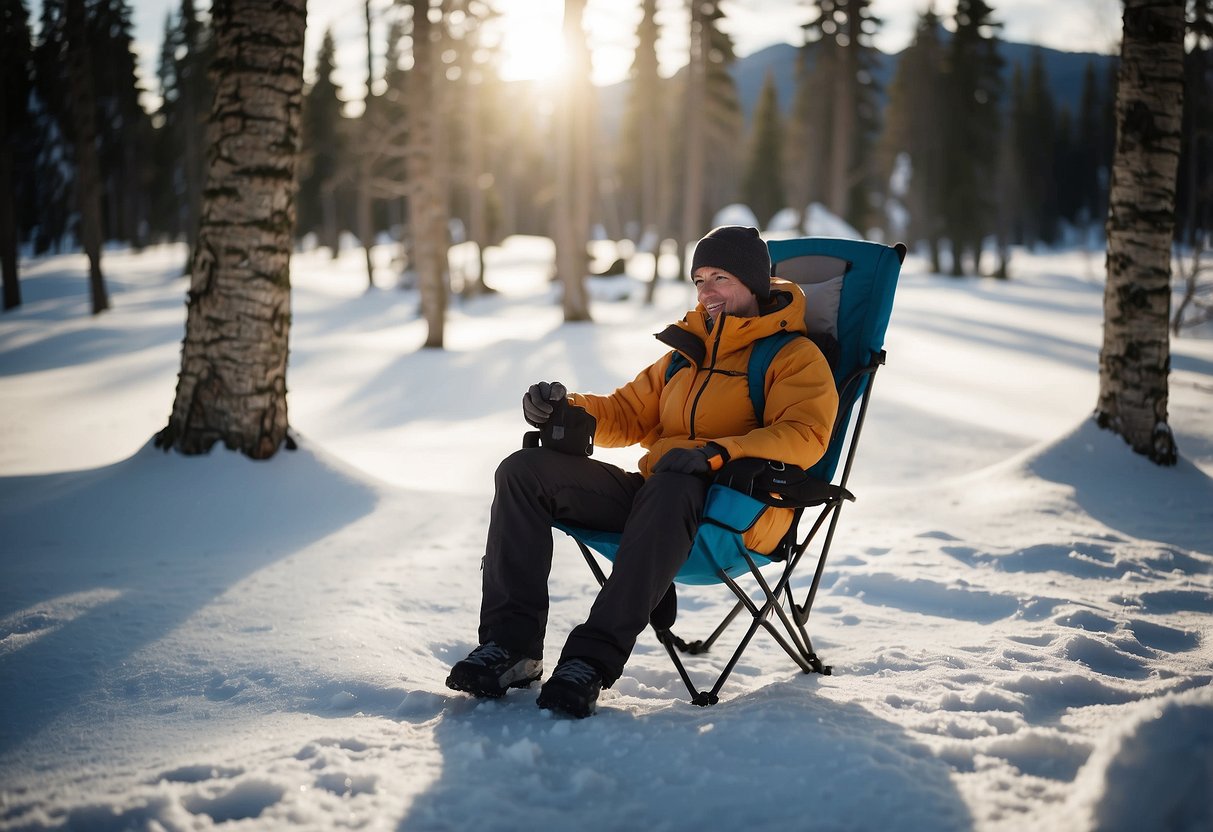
[446,672,541,699]
[536,685,597,718]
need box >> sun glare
[495,5,568,85]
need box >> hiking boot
[446,642,542,699]
[536,657,603,718]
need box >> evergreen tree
[1013,50,1060,247]
[448,1,505,296]
[787,30,830,226]
[160,0,212,267]
[679,1,740,261]
[795,0,882,229]
[298,29,344,256]
[1075,60,1111,234]
[1175,0,1213,247]
[701,4,743,221]
[941,0,1004,276]
[742,70,785,228]
[65,0,108,312]
[877,5,946,268]
[618,0,670,269]
[1,0,34,310]
[89,0,153,248]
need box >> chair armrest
[714,458,855,507]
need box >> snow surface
[1,238,1211,831]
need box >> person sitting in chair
[446,225,839,718]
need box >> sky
[108,0,1124,108]
[1,229,1211,830]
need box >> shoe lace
[465,642,509,667]
[552,658,598,686]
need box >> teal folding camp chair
[556,237,905,706]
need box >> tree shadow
[1026,419,1213,554]
[0,441,379,754]
[395,680,973,831]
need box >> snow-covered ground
[1,238,1210,831]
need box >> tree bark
[155,0,306,459]
[679,0,708,273]
[1096,0,1184,465]
[407,0,449,347]
[66,0,108,315]
[552,0,593,322]
[0,144,19,310]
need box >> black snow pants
[478,447,708,686]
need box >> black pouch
[522,400,597,457]
[714,457,853,506]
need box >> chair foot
[691,691,719,707]
[807,654,833,675]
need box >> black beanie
[691,226,771,300]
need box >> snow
[1,237,1211,831]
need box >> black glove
[522,381,567,426]
[653,446,722,475]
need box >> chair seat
[555,485,774,586]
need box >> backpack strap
[663,350,690,384]
[745,331,801,425]
[664,331,802,426]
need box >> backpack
[662,330,803,427]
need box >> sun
[494,2,569,84]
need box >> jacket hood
[655,278,808,365]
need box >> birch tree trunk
[552,0,593,321]
[1096,0,1184,465]
[154,0,306,459]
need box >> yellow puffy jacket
[568,278,839,554]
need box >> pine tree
[299,29,344,256]
[89,0,152,249]
[1,0,34,310]
[155,0,306,458]
[1011,50,1060,248]
[1075,61,1110,234]
[65,0,108,312]
[742,70,785,228]
[877,5,946,269]
[679,1,740,262]
[449,1,505,296]
[1096,0,1185,465]
[941,0,1004,276]
[701,5,743,221]
[787,32,830,227]
[795,0,882,229]
[618,0,671,283]
[154,0,208,258]
[1175,0,1213,247]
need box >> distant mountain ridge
[597,37,1117,136]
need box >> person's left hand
[652,447,712,475]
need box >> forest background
[3,0,1210,339]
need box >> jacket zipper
[687,315,726,440]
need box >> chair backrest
[767,237,904,483]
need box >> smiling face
[693,266,760,322]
